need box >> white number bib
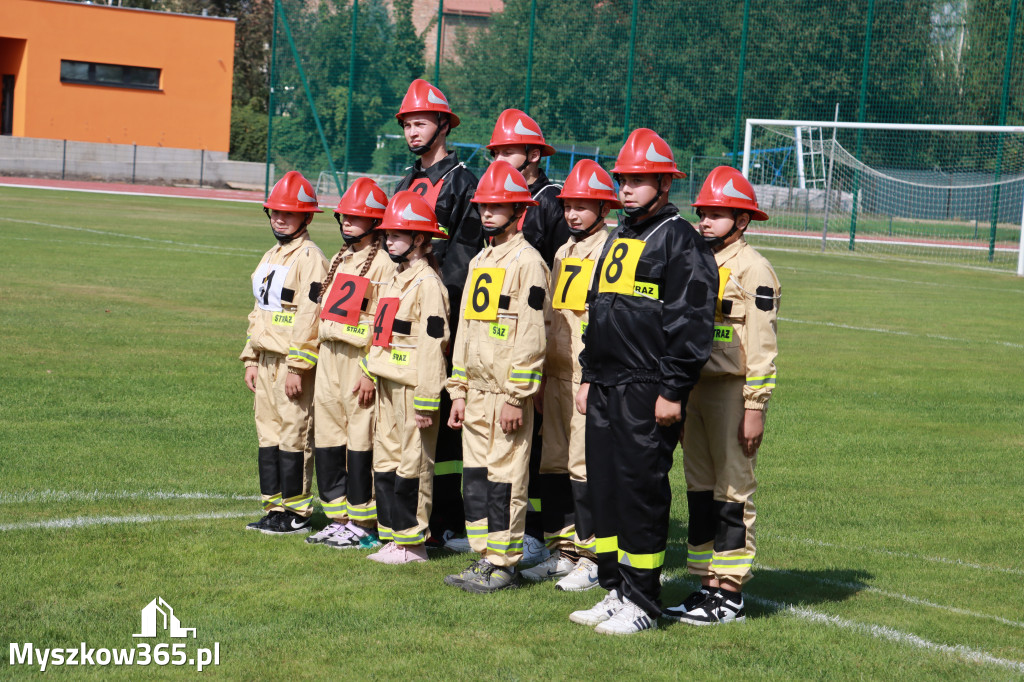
[253,263,291,312]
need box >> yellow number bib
[716,267,731,321]
[598,239,645,295]
[465,268,505,321]
[552,258,594,311]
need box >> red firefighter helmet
[395,79,460,129]
[558,159,622,208]
[335,177,388,221]
[263,171,323,213]
[379,191,448,238]
[693,166,769,221]
[612,128,685,178]
[487,109,556,157]
[471,160,539,205]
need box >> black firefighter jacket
[579,204,719,403]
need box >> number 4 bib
[598,238,645,295]
[465,268,505,321]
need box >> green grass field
[2,186,1023,679]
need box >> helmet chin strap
[408,113,448,156]
[622,174,665,219]
[568,201,605,240]
[388,234,422,264]
[265,207,306,243]
[482,208,523,240]
[335,214,378,246]
[702,210,742,251]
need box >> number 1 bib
[320,274,370,325]
[465,268,505,321]
[597,238,645,295]
[552,258,594,311]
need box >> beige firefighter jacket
[703,238,781,410]
[545,228,609,383]
[318,243,396,349]
[363,258,451,413]
[447,231,550,408]
[240,234,328,373]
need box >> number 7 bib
[465,268,505,321]
[598,238,645,295]
[552,258,594,311]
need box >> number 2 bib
[597,238,645,295]
[552,258,594,311]
[464,268,505,321]
[320,274,370,325]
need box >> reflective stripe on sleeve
[413,396,441,411]
[745,374,776,389]
[288,347,319,366]
[451,366,467,381]
[510,369,543,384]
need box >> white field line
[764,533,1024,577]
[779,316,1024,349]
[748,594,1024,675]
[751,229,1019,254]
[0,490,258,504]
[0,217,263,254]
[660,574,1024,674]
[0,510,254,532]
[754,244,1016,275]
[772,263,1024,295]
[6,234,255,258]
[0,182,261,205]
[757,564,1024,630]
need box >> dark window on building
[60,60,160,91]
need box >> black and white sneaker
[662,588,711,621]
[261,510,312,535]
[673,591,745,625]
[245,511,281,532]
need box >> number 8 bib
[464,268,505,321]
[598,238,645,295]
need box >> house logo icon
[133,597,196,639]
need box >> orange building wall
[0,0,235,151]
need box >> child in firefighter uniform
[358,191,451,565]
[664,166,780,625]
[394,79,483,545]
[485,108,569,563]
[571,129,718,635]
[305,178,395,550]
[241,171,328,535]
[444,161,550,593]
[520,160,619,591]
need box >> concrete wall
[0,136,266,188]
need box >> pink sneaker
[377,544,428,565]
[366,541,399,563]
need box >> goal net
[740,120,1024,275]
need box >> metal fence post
[344,0,358,191]
[989,0,1019,262]
[623,0,638,142]
[848,0,876,251]
[132,143,137,184]
[524,0,536,114]
[434,0,444,84]
[731,0,751,169]
[199,148,205,188]
[265,0,278,199]
[61,139,67,180]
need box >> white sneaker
[569,589,624,626]
[305,521,347,545]
[444,535,473,553]
[520,554,575,582]
[555,557,600,592]
[594,598,658,635]
[522,534,550,566]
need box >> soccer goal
[741,119,1024,276]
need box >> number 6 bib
[598,238,645,295]
[464,268,505,321]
